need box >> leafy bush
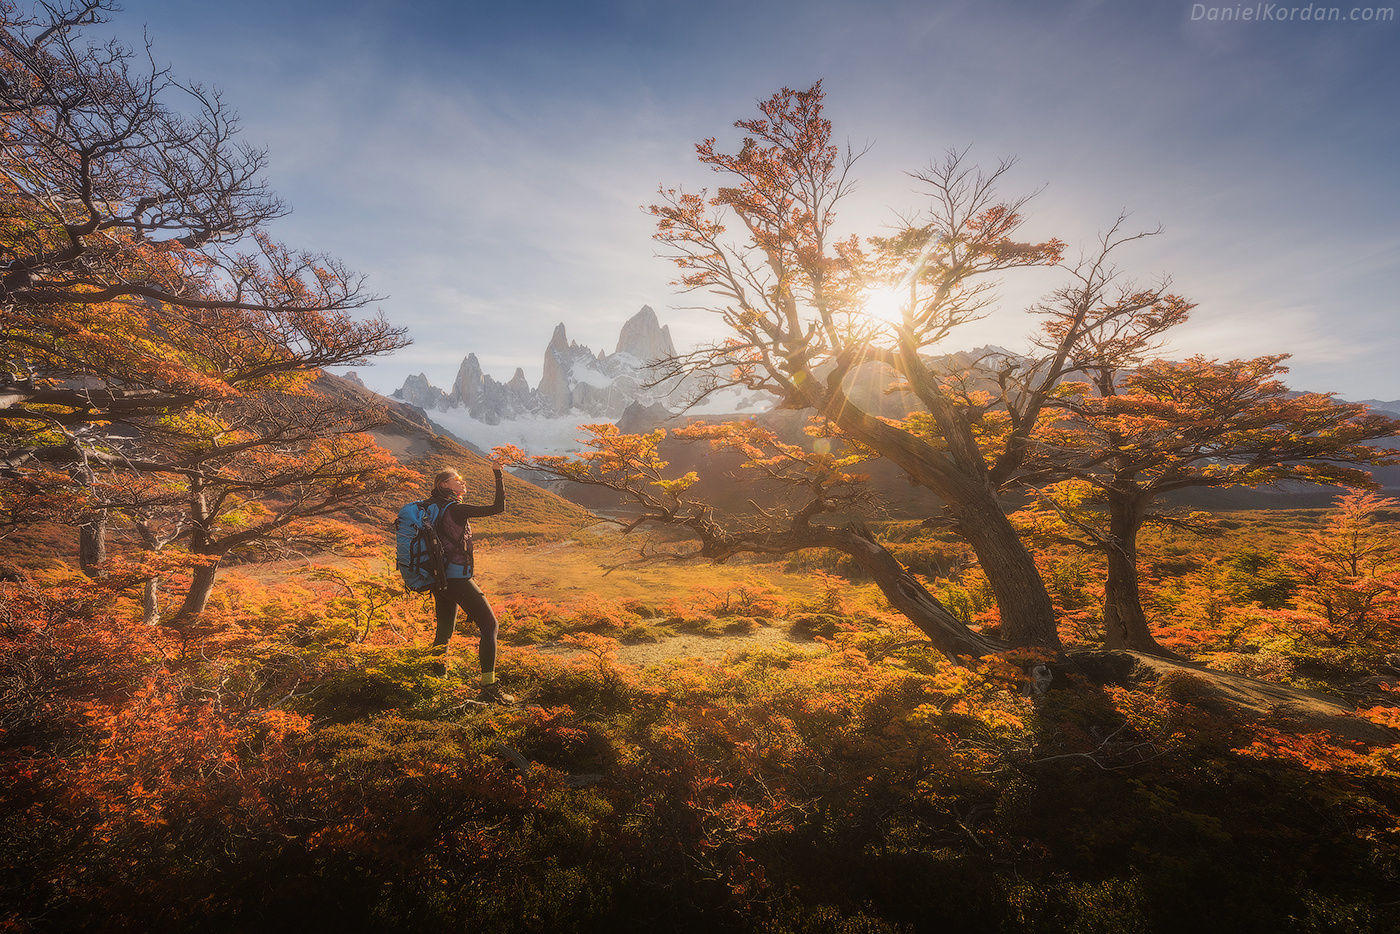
[1225,548,1299,609]
[5,525,1400,932]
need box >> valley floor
[4,509,1399,932]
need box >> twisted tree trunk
[175,559,219,621]
[951,494,1061,651]
[831,528,1007,659]
[173,480,219,622]
[709,524,1007,662]
[134,522,170,626]
[1101,496,1171,655]
[826,401,1062,651]
[142,577,161,626]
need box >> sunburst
[861,284,907,324]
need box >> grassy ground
[482,522,820,603]
[4,505,1400,932]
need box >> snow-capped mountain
[391,305,772,454]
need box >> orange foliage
[1288,492,1400,648]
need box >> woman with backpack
[425,463,514,704]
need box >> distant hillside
[314,373,591,541]
[532,374,1400,516]
[1350,400,1400,497]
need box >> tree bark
[175,560,219,620]
[705,524,1005,663]
[78,510,107,578]
[173,480,219,621]
[133,523,166,626]
[833,529,1007,660]
[825,403,1062,650]
[1101,497,1171,655]
[950,494,1062,651]
[142,577,161,626]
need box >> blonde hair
[432,469,461,495]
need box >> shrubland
[2,5,1398,930]
[3,500,1398,932]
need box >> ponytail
[432,469,461,497]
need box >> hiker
[426,464,514,703]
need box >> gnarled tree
[498,421,1005,660]
[0,1,412,614]
[83,389,416,621]
[166,397,414,620]
[1022,355,1400,653]
[0,0,406,472]
[635,84,1205,650]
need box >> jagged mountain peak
[395,372,449,411]
[454,353,483,383]
[616,304,676,361]
[624,304,658,329]
[452,353,485,410]
[391,306,772,442]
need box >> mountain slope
[314,373,590,541]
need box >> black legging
[432,578,500,672]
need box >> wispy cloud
[116,0,1400,399]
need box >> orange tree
[0,2,411,605]
[73,387,415,622]
[152,391,415,620]
[1021,356,1400,654]
[521,84,1203,652]
[1288,491,1400,652]
[646,84,1061,648]
[0,1,406,468]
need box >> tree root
[1058,650,1398,745]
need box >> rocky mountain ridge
[392,305,685,424]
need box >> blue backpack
[394,499,448,592]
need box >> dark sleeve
[450,469,505,519]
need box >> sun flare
[861,284,906,324]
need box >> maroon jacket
[431,470,504,576]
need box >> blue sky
[114,0,1399,399]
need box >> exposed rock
[506,367,530,403]
[452,353,485,411]
[392,373,449,410]
[537,322,575,415]
[389,306,773,444]
[617,400,673,434]
[548,322,569,353]
[315,370,483,453]
[615,305,676,362]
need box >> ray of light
[861,284,907,324]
